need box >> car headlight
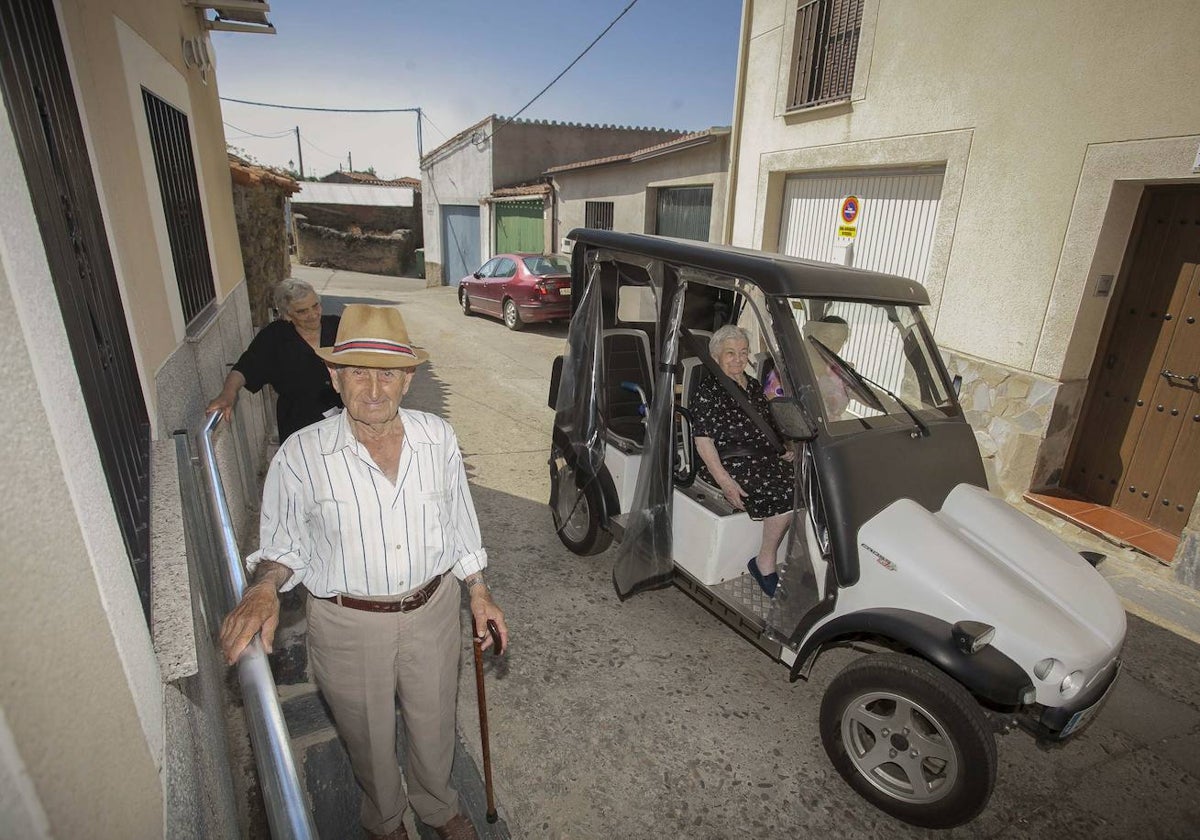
[1060,670,1085,699]
[1034,657,1063,682]
[952,621,995,654]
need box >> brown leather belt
[315,574,443,613]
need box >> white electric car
[546,231,1126,829]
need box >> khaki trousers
[306,577,461,836]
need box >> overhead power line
[220,96,420,114]
[223,120,293,139]
[487,0,640,141]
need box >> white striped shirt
[245,407,487,597]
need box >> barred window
[585,200,615,230]
[790,0,864,110]
[142,89,217,325]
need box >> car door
[467,257,500,312]
[491,257,518,311]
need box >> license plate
[559,287,572,296]
[1059,664,1120,738]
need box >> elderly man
[220,304,508,840]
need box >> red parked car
[458,253,572,330]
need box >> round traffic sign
[840,196,859,224]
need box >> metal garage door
[495,200,544,254]
[779,169,944,402]
[779,169,943,283]
[442,205,480,286]
[656,185,713,241]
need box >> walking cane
[472,618,502,824]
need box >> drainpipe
[723,0,753,246]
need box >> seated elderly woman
[206,278,342,441]
[690,324,795,597]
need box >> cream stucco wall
[58,0,246,416]
[732,0,1200,380]
[0,179,161,839]
[554,136,730,244]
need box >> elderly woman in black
[691,324,795,597]
[206,278,342,441]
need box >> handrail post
[199,411,317,840]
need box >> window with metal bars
[142,89,217,325]
[790,0,864,110]
[585,200,615,230]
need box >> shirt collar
[321,407,433,456]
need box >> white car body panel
[810,484,1125,707]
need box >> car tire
[550,457,611,556]
[459,288,473,316]
[503,298,524,331]
[820,653,997,829]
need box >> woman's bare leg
[756,512,792,575]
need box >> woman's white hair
[709,324,750,357]
[273,278,318,314]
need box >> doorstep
[1024,490,1180,565]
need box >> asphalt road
[309,269,1200,840]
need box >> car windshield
[783,298,955,433]
[523,255,571,276]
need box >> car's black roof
[568,229,930,305]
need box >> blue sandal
[747,557,779,598]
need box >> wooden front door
[1067,187,1200,535]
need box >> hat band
[329,337,417,359]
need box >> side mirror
[952,374,962,397]
[473,271,482,279]
[769,398,818,441]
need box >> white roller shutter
[778,169,944,283]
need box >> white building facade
[728,0,1200,581]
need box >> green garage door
[495,200,544,253]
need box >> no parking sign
[837,195,861,239]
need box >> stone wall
[1175,496,1200,587]
[296,222,417,277]
[230,181,291,327]
[290,198,422,240]
[942,349,1087,500]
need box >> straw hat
[315,304,430,369]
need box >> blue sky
[213,0,742,179]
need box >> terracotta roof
[544,127,731,175]
[322,171,421,188]
[420,114,686,166]
[228,154,300,194]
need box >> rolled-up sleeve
[245,444,312,592]
[444,435,488,580]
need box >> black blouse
[690,371,780,452]
[233,315,342,440]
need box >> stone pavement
[289,263,1200,839]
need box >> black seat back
[602,328,652,446]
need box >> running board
[674,567,783,661]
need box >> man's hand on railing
[219,560,292,664]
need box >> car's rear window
[523,256,571,276]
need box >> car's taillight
[535,281,549,295]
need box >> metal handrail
[199,411,317,839]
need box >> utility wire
[300,136,342,161]
[420,111,449,141]
[220,96,420,114]
[485,0,640,142]
[223,120,293,139]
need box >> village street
[299,267,1200,840]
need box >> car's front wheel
[820,653,997,829]
[459,288,473,316]
[503,298,524,331]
